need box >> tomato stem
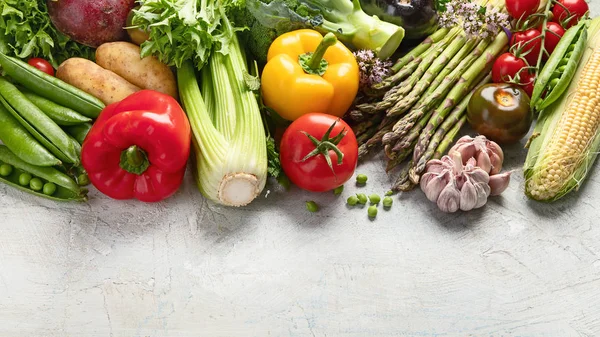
[300,119,347,175]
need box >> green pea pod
[0,145,87,202]
[0,77,80,165]
[22,91,92,126]
[531,20,588,110]
[64,122,93,145]
[537,27,587,110]
[0,101,61,166]
[0,52,104,118]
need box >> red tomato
[27,58,54,76]
[511,28,542,66]
[506,0,540,20]
[520,72,535,97]
[552,0,589,28]
[279,113,358,192]
[543,22,566,56]
[492,53,528,84]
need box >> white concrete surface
[2,5,600,337]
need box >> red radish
[47,0,136,48]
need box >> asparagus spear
[390,34,471,116]
[392,159,416,192]
[434,115,468,160]
[391,28,450,72]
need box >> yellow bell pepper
[261,29,359,121]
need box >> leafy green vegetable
[266,136,282,178]
[234,0,405,64]
[132,0,247,70]
[0,0,94,68]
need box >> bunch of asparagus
[349,0,508,192]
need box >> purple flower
[353,49,392,89]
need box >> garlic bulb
[421,151,491,212]
[421,135,512,213]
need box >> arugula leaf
[0,0,94,68]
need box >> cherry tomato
[552,0,589,28]
[543,22,566,56]
[467,83,533,144]
[510,28,542,66]
[491,53,527,84]
[506,0,540,20]
[511,29,542,66]
[27,58,54,76]
[519,72,535,98]
[280,113,358,192]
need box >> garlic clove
[466,157,477,169]
[425,159,445,174]
[453,143,477,164]
[489,152,503,175]
[437,182,461,213]
[476,150,492,174]
[467,167,490,185]
[449,150,464,174]
[454,135,474,146]
[420,172,437,190]
[489,171,512,196]
[487,140,504,163]
[473,182,491,208]
[422,171,449,202]
[459,180,478,211]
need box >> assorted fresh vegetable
[466,83,533,144]
[81,90,190,202]
[0,0,599,214]
[279,113,358,192]
[261,30,359,120]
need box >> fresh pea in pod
[0,78,80,165]
[531,20,588,111]
[0,145,87,202]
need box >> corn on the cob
[524,18,600,201]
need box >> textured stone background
[1,4,600,336]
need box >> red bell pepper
[81,90,191,202]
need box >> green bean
[369,193,381,204]
[383,196,393,208]
[0,52,104,118]
[368,205,378,218]
[347,195,358,206]
[0,102,61,166]
[0,164,12,177]
[356,174,368,184]
[0,77,80,165]
[306,201,319,212]
[333,185,344,195]
[531,20,588,110]
[19,173,32,186]
[29,177,43,191]
[356,193,368,204]
[43,182,57,196]
[22,91,92,126]
[77,172,90,186]
[0,145,87,201]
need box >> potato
[56,58,141,106]
[96,42,178,99]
